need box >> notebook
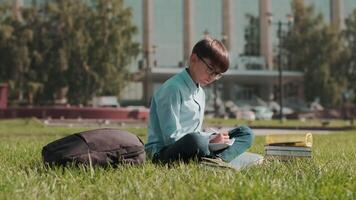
[209,138,235,151]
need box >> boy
[145,37,254,164]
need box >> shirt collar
[181,68,200,93]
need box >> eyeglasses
[196,54,223,80]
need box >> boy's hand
[209,131,230,144]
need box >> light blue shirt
[145,69,211,158]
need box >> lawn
[0,119,355,199]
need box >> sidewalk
[252,128,332,135]
[204,126,338,135]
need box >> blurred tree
[0,0,139,105]
[0,2,37,104]
[343,10,356,104]
[42,0,93,104]
[42,0,139,105]
[82,0,139,103]
[281,0,346,106]
[243,14,260,56]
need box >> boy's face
[190,54,222,86]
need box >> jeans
[152,125,254,164]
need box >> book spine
[264,146,312,151]
[264,155,311,161]
[265,133,313,147]
[265,150,312,157]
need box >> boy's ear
[190,53,198,64]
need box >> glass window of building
[305,0,331,23]
[235,0,259,56]
[344,0,356,17]
[124,0,142,72]
[194,0,221,41]
[153,0,183,68]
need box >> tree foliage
[282,1,346,106]
[0,0,139,105]
[243,14,260,56]
[343,10,356,103]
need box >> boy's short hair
[192,36,229,73]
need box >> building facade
[7,0,356,107]
[122,0,356,107]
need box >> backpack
[42,128,145,167]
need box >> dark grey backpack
[42,128,145,167]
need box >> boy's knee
[230,125,254,146]
[183,133,209,155]
[242,125,254,136]
[245,127,254,147]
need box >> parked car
[225,101,256,120]
[252,106,274,120]
[92,96,120,107]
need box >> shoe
[200,157,237,170]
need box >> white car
[253,106,274,120]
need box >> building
[5,0,356,108]
[122,0,354,108]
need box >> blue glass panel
[235,0,259,55]
[344,0,356,17]
[153,0,183,67]
[123,0,142,43]
[194,0,221,42]
[271,0,293,50]
[305,0,330,22]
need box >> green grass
[0,119,355,199]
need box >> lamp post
[268,13,293,122]
[142,44,157,106]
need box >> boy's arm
[155,85,183,145]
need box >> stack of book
[264,133,313,160]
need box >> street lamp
[142,44,157,106]
[203,29,210,38]
[268,13,294,122]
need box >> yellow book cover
[265,133,313,147]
